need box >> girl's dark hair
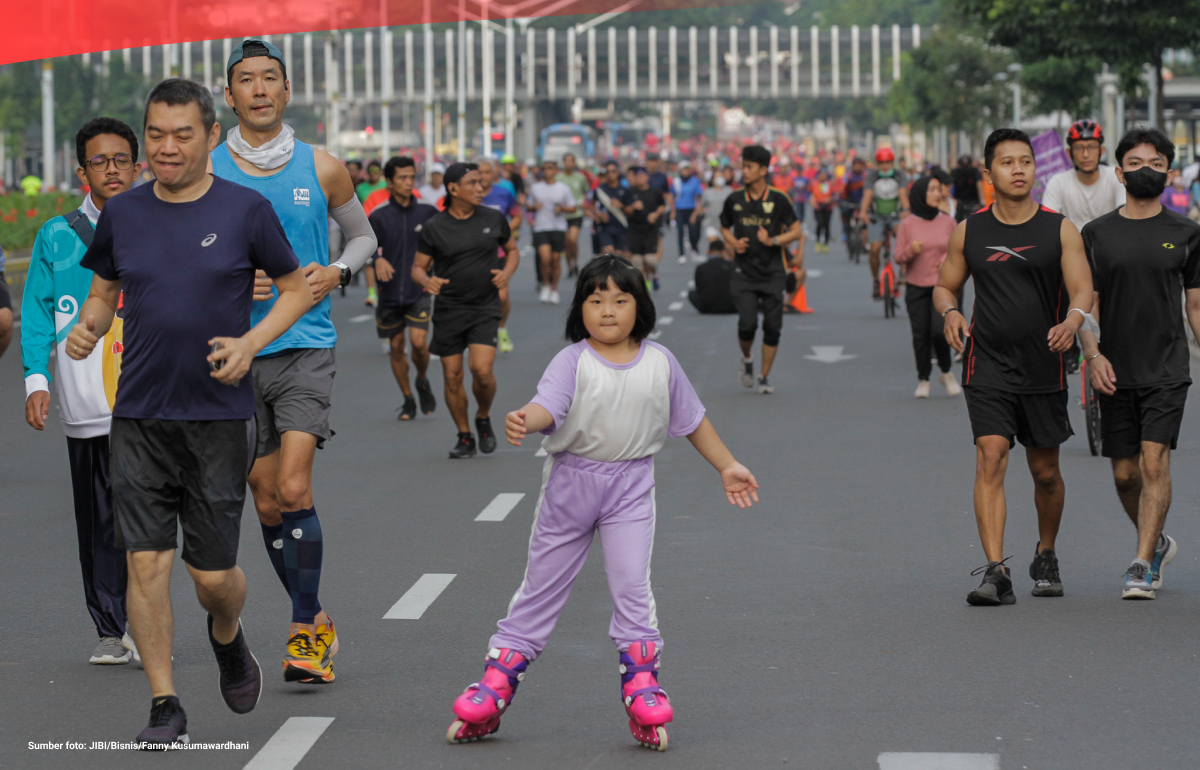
[565,254,657,343]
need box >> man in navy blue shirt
[67,79,311,747]
[590,160,632,257]
[645,153,674,286]
[369,155,439,419]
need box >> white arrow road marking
[669,301,684,311]
[535,447,547,457]
[877,753,999,770]
[658,316,674,325]
[475,493,525,522]
[349,314,373,323]
[384,574,456,619]
[648,330,663,340]
[806,268,823,278]
[804,345,857,363]
[244,717,335,770]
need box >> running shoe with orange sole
[283,628,334,684]
[314,616,340,659]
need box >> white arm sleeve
[329,196,377,274]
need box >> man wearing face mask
[697,170,733,259]
[1077,128,1200,600]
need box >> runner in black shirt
[950,155,984,222]
[626,168,666,287]
[719,145,803,394]
[1078,127,1200,599]
[934,128,1092,606]
[413,163,519,458]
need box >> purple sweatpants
[489,451,662,660]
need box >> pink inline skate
[620,641,673,751]
[446,648,529,743]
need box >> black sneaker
[398,396,417,421]
[476,416,497,454]
[449,432,477,459]
[416,377,437,414]
[207,615,262,714]
[1029,544,1064,597]
[136,696,189,749]
[966,559,1016,606]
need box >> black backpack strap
[64,209,95,248]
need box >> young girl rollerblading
[446,254,759,751]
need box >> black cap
[443,162,478,188]
[646,152,660,161]
[742,145,772,167]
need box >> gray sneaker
[90,636,132,665]
[1122,560,1155,600]
[740,358,755,388]
[1151,534,1178,590]
[756,374,774,394]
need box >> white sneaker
[914,380,931,399]
[739,357,755,388]
[381,340,391,355]
[539,286,551,303]
[678,255,687,264]
[940,371,962,396]
[122,629,140,663]
[549,290,560,305]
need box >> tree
[1020,56,1101,130]
[888,27,1012,134]
[955,0,1200,126]
[0,62,41,158]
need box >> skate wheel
[655,726,669,752]
[446,720,465,744]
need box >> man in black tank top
[934,128,1093,607]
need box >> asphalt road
[3,224,1200,770]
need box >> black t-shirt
[689,257,737,314]
[719,186,799,282]
[417,206,511,313]
[628,188,665,234]
[506,171,525,197]
[962,205,1068,393]
[648,171,671,197]
[1083,207,1200,388]
[81,177,300,420]
[951,166,983,203]
[369,197,439,307]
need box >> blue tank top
[212,139,334,355]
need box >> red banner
[2,0,741,66]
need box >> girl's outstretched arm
[686,417,760,508]
[505,403,554,446]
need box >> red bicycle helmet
[1067,119,1103,145]
[875,147,895,163]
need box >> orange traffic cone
[790,284,814,314]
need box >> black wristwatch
[332,261,352,287]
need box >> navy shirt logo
[201,233,217,247]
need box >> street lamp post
[1008,63,1023,129]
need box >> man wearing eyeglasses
[21,117,142,667]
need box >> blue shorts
[598,228,629,253]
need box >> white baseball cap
[430,162,446,174]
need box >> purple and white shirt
[531,340,706,462]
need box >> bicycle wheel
[1084,372,1102,456]
[883,270,896,318]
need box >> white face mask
[714,176,726,188]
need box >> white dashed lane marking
[678,290,688,298]
[877,753,999,770]
[668,301,684,311]
[475,493,526,522]
[384,574,456,619]
[243,717,335,770]
[535,447,547,457]
[349,314,373,323]
[658,316,674,325]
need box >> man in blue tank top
[212,39,377,686]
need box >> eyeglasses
[87,153,134,171]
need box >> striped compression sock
[260,523,290,593]
[280,507,324,624]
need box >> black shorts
[964,386,1073,449]
[430,304,500,357]
[376,295,432,338]
[0,272,11,311]
[533,231,566,252]
[1099,383,1189,457]
[598,228,629,253]
[730,273,786,347]
[629,230,659,257]
[566,217,584,230]
[110,417,254,571]
[253,348,336,457]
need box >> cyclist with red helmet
[859,147,910,297]
[1042,118,1126,233]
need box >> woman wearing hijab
[895,175,961,398]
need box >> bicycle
[874,214,902,319]
[1080,355,1102,456]
[841,202,865,264]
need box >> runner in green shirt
[356,159,387,203]
[559,153,591,278]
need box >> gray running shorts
[252,348,336,458]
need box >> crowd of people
[7,32,1200,756]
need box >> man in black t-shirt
[413,162,520,459]
[66,79,311,745]
[950,155,985,223]
[625,167,666,287]
[934,128,1093,607]
[1079,127,1200,600]
[719,145,803,394]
